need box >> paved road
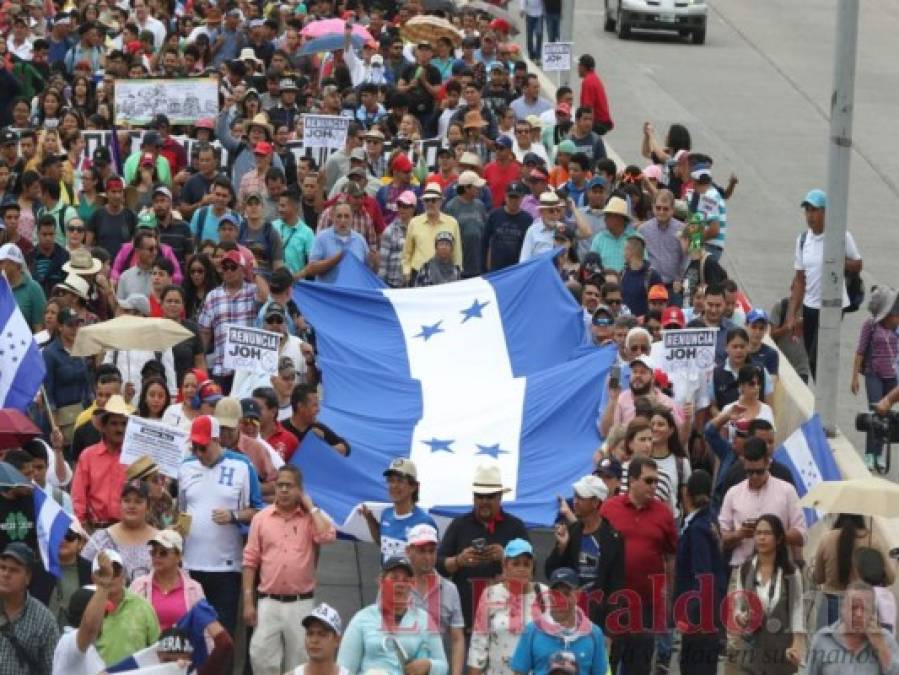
[567,0,899,467]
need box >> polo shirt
[599,494,677,602]
[10,274,46,329]
[519,219,556,262]
[95,590,160,665]
[272,218,316,275]
[178,450,258,572]
[115,265,152,300]
[309,227,369,284]
[590,226,638,273]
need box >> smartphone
[472,537,486,552]
[743,518,758,531]
[556,186,569,200]
[609,365,621,390]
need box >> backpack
[239,220,276,266]
[799,230,864,312]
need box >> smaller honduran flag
[772,414,842,525]
[33,483,72,578]
[0,276,45,410]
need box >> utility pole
[559,0,576,87]
[817,0,859,436]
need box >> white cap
[302,602,343,635]
[92,548,125,574]
[0,243,24,266]
[572,475,608,500]
[458,170,486,188]
[406,523,439,546]
[148,529,183,553]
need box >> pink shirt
[612,388,684,428]
[110,241,184,284]
[719,475,807,567]
[243,505,336,595]
[151,575,188,631]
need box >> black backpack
[799,230,864,312]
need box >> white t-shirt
[794,229,861,309]
[52,627,106,675]
[179,454,254,571]
[291,666,350,675]
[721,400,775,426]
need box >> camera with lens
[856,409,899,443]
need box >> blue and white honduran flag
[33,484,72,578]
[772,414,842,525]
[291,252,614,528]
[0,276,45,410]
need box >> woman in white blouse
[733,513,805,674]
[468,539,547,675]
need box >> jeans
[802,305,820,380]
[545,12,561,43]
[525,15,544,60]
[191,570,242,637]
[866,374,898,457]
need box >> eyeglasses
[745,468,767,477]
[630,344,650,354]
[66,226,85,233]
[265,315,284,324]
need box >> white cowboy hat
[471,462,511,494]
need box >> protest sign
[114,78,219,126]
[120,417,188,478]
[651,327,719,407]
[302,114,351,149]
[541,42,573,72]
[222,324,281,375]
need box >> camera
[855,409,899,444]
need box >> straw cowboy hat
[247,113,273,138]
[463,110,488,130]
[471,462,511,494]
[602,196,631,220]
[100,395,132,420]
[62,248,102,276]
[53,274,91,300]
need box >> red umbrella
[0,409,42,450]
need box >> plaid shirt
[367,153,389,179]
[197,282,258,375]
[319,205,378,249]
[0,594,59,674]
[378,220,408,287]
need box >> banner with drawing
[114,78,219,126]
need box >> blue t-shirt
[510,620,607,675]
[379,506,438,561]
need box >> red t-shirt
[483,160,521,208]
[580,71,614,129]
[266,422,299,462]
[426,171,460,193]
[600,494,676,603]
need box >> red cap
[195,118,215,130]
[140,152,155,167]
[653,369,671,390]
[734,418,752,435]
[529,168,548,181]
[489,18,511,33]
[190,415,220,445]
[648,284,669,301]
[555,102,571,116]
[661,306,685,328]
[222,250,243,266]
[126,39,143,54]
[391,154,413,173]
[253,141,273,156]
[105,176,125,190]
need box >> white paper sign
[542,42,573,72]
[654,327,719,407]
[302,114,351,149]
[120,416,188,479]
[222,324,281,375]
[114,78,219,126]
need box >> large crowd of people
[2,0,899,674]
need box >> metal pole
[559,0,576,87]
[817,0,859,436]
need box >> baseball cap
[140,152,155,167]
[592,305,614,325]
[92,146,111,164]
[222,249,243,266]
[406,523,438,546]
[661,306,686,329]
[196,380,223,405]
[148,529,184,553]
[137,211,157,229]
[548,651,577,675]
[572,475,608,500]
[630,355,654,371]
[522,152,542,166]
[244,190,264,203]
[215,397,242,428]
[0,243,24,266]
[595,456,623,479]
[302,603,343,635]
[0,129,18,146]
[382,555,414,574]
[556,140,576,155]
[746,308,769,325]
[142,130,163,147]
[105,175,124,190]
[587,176,608,189]
[0,543,35,568]
[647,284,669,301]
[548,567,579,588]
[435,231,455,245]
[240,398,261,420]
[152,185,172,200]
[57,307,85,326]
[254,141,273,156]
[391,154,413,173]
[801,189,827,209]
[555,102,572,116]
[396,190,417,207]
[529,169,549,182]
[91,548,124,574]
[264,301,286,321]
[158,628,194,656]
[349,147,367,162]
[504,538,533,558]
[118,293,150,316]
[690,168,712,182]
[384,457,418,480]
[458,170,486,188]
[344,182,364,198]
[506,182,527,196]
[190,415,220,445]
[495,135,513,150]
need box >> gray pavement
[567,0,899,467]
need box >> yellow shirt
[74,401,136,430]
[402,213,462,275]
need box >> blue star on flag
[414,321,445,341]
[460,299,490,323]
[422,438,455,453]
[476,443,509,458]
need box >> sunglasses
[605,298,622,305]
[150,547,171,558]
[66,226,85,233]
[63,531,80,542]
[592,319,612,327]
[474,492,500,500]
[265,315,284,324]
[221,263,240,271]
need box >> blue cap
[451,59,467,75]
[595,456,622,479]
[495,135,513,150]
[504,538,533,558]
[218,212,241,228]
[382,555,414,574]
[587,176,607,189]
[548,567,579,588]
[522,152,542,166]
[746,308,769,325]
[801,189,827,209]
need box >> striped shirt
[197,282,258,376]
[620,452,690,519]
[640,217,687,283]
[687,186,728,250]
[378,219,408,287]
[857,318,899,380]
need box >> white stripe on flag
[385,279,524,507]
[0,292,35,405]
[34,484,71,576]
[781,426,822,495]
